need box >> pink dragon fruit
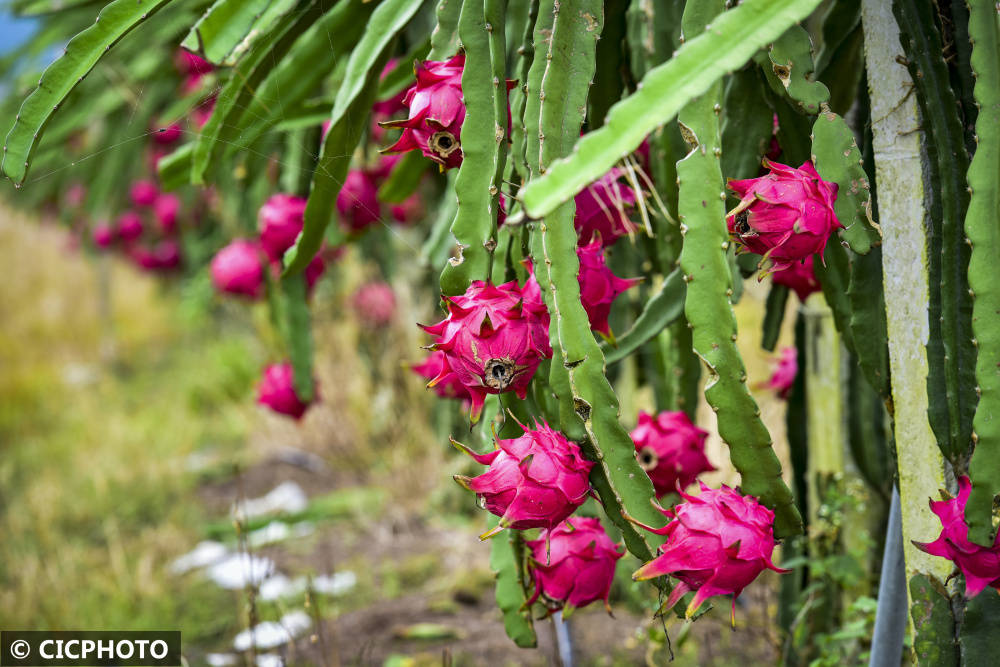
[65,182,87,209]
[116,211,144,242]
[913,476,1000,597]
[92,222,115,249]
[421,280,552,422]
[525,517,625,615]
[258,193,308,261]
[176,49,213,77]
[211,239,265,299]
[765,114,782,162]
[574,169,639,246]
[771,255,820,302]
[336,169,381,232]
[726,160,841,272]
[576,240,640,337]
[130,181,159,207]
[257,362,315,420]
[454,421,593,537]
[192,95,216,129]
[153,123,183,145]
[148,240,181,270]
[351,281,396,328]
[390,194,423,225]
[303,252,327,294]
[372,59,407,116]
[411,350,471,401]
[154,193,180,235]
[631,411,714,497]
[381,53,516,170]
[632,482,788,619]
[764,346,798,400]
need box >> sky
[0,6,37,57]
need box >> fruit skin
[765,346,798,400]
[455,422,593,533]
[351,281,396,328]
[381,53,516,170]
[210,239,265,299]
[771,255,820,301]
[130,180,159,207]
[630,410,714,497]
[258,193,308,261]
[153,123,182,145]
[576,240,640,336]
[573,168,638,246]
[154,193,180,235]
[411,350,471,401]
[336,169,381,232]
[256,362,314,420]
[92,222,115,249]
[525,517,625,614]
[726,160,841,272]
[116,211,144,242]
[913,476,1000,597]
[632,482,788,619]
[420,280,552,422]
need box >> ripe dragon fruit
[351,281,396,328]
[257,362,315,420]
[116,211,144,242]
[771,255,820,302]
[420,280,552,422]
[525,517,625,615]
[454,421,593,537]
[336,169,381,232]
[913,476,1000,597]
[632,482,788,620]
[631,410,714,497]
[381,53,516,170]
[258,193,308,261]
[764,346,798,400]
[726,160,841,272]
[210,239,265,299]
[573,168,639,246]
[576,240,640,337]
[154,193,180,235]
[92,222,115,249]
[411,350,471,401]
[153,123,183,145]
[130,180,158,207]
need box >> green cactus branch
[764,24,829,115]
[963,0,1000,546]
[675,0,801,540]
[181,0,295,66]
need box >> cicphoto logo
[1,631,180,666]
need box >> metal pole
[869,487,906,667]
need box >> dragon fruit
[65,182,87,209]
[257,362,314,420]
[258,193,307,261]
[116,211,144,242]
[576,240,640,337]
[726,160,841,272]
[211,239,265,299]
[631,410,714,497]
[412,350,471,401]
[771,255,820,302]
[390,194,423,225]
[153,123,183,145]
[381,53,516,170]
[525,517,625,615]
[632,482,788,619]
[372,59,408,116]
[913,476,1000,597]
[421,280,551,421]
[154,193,180,235]
[336,169,381,232]
[92,222,115,249]
[351,281,396,328]
[574,168,639,246]
[454,421,593,536]
[130,180,159,207]
[765,346,798,400]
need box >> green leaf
[489,522,537,648]
[181,0,283,65]
[427,0,462,60]
[280,274,314,402]
[602,268,685,365]
[376,150,431,204]
[284,0,428,275]
[156,143,194,192]
[518,0,824,219]
[761,283,789,353]
[765,24,829,115]
[1,0,173,185]
[908,574,958,666]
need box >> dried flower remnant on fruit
[631,410,714,497]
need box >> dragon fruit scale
[420,280,551,422]
[210,239,265,299]
[525,517,625,615]
[411,350,471,401]
[726,160,841,273]
[913,476,1000,597]
[258,193,308,261]
[453,421,593,537]
[631,410,714,497]
[380,53,516,170]
[576,240,640,337]
[632,482,788,621]
[256,362,315,420]
[771,255,820,302]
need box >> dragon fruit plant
[256,362,315,420]
[525,517,625,616]
[453,421,593,538]
[631,410,714,497]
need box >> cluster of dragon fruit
[90,47,998,619]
